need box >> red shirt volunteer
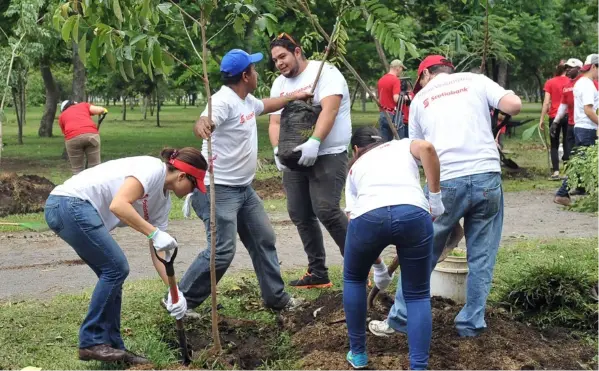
[377,74,401,113]
[58,102,99,140]
[544,75,570,118]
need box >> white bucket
[430,255,468,304]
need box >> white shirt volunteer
[270,60,352,155]
[201,85,264,186]
[573,76,598,130]
[51,156,171,231]
[344,139,430,219]
[409,72,511,182]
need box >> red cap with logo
[413,55,455,94]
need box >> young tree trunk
[150,94,155,116]
[156,91,160,127]
[360,88,366,112]
[72,40,86,102]
[191,93,197,106]
[12,89,23,145]
[143,95,148,120]
[39,56,59,137]
[350,81,360,110]
[105,96,109,106]
[122,97,127,121]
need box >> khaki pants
[65,133,101,174]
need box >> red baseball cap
[413,55,455,94]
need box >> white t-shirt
[269,60,352,155]
[573,76,598,130]
[51,156,171,231]
[200,85,265,186]
[345,139,430,219]
[409,72,511,182]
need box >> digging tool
[96,111,107,131]
[153,246,192,366]
[0,221,48,232]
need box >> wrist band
[310,136,321,143]
[147,229,157,240]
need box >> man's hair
[427,64,455,75]
[555,63,567,77]
[270,33,305,59]
[221,64,253,86]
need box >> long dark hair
[160,147,208,172]
[348,126,386,170]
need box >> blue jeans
[343,205,433,370]
[44,195,130,350]
[179,185,290,310]
[556,127,597,197]
[387,172,504,337]
[378,112,407,141]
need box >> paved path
[0,190,596,302]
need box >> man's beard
[283,59,300,78]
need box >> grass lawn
[0,101,557,232]
[0,237,596,370]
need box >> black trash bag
[277,100,322,170]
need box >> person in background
[181,49,309,315]
[44,147,206,365]
[554,54,598,206]
[369,55,522,339]
[377,59,407,141]
[553,58,584,162]
[539,61,571,180]
[268,33,352,288]
[58,100,107,175]
[343,127,443,370]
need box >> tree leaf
[61,16,76,42]
[157,2,172,15]
[123,45,133,60]
[124,59,135,79]
[130,34,147,45]
[522,124,538,141]
[118,61,129,82]
[366,14,374,31]
[113,0,123,24]
[152,43,162,69]
[89,37,100,68]
[106,49,116,70]
[78,34,87,66]
[192,21,198,37]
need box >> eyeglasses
[272,32,298,47]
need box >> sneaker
[289,271,333,289]
[554,195,571,207]
[346,350,368,369]
[550,171,561,181]
[368,319,397,337]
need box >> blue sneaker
[346,351,368,369]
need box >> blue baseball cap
[220,49,263,76]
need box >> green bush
[499,260,598,331]
[565,142,598,212]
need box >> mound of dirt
[252,177,285,200]
[0,172,55,217]
[287,292,597,370]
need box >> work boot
[289,270,333,289]
[78,344,127,362]
[554,195,571,206]
[123,349,151,365]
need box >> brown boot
[78,344,127,362]
[123,349,152,365]
[554,196,571,206]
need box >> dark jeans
[179,185,290,310]
[282,152,348,278]
[44,195,129,350]
[378,111,407,141]
[556,127,598,197]
[343,205,433,370]
[549,116,568,171]
[565,124,575,161]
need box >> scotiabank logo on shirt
[423,87,468,109]
[141,194,149,221]
[240,112,255,124]
[280,84,312,97]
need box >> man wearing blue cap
[176,49,312,315]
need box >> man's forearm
[584,105,599,125]
[262,96,293,115]
[421,147,441,193]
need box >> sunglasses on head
[272,32,298,47]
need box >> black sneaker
[289,271,333,288]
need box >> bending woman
[44,147,207,365]
[343,127,444,370]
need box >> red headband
[169,158,207,193]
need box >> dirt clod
[252,177,285,200]
[0,172,55,217]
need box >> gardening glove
[373,261,394,291]
[166,287,187,320]
[151,229,178,262]
[182,193,193,219]
[429,191,445,219]
[293,137,320,167]
[273,146,289,172]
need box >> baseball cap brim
[581,64,592,72]
[248,52,263,64]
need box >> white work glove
[182,192,193,219]
[293,137,320,167]
[151,229,178,262]
[273,146,289,172]
[373,261,394,291]
[429,191,445,218]
[166,288,187,320]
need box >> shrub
[565,142,598,212]
[499,259,598,331]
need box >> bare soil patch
[0,172,55,217]
[252,177,285,200]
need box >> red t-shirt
[543,75,570,118]
[561,77,599,125]
[377,74,401,112]
[58,102,99,140]
[402,92,414,124]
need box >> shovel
[153,246,192,366]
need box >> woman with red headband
[43,147,207,365]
